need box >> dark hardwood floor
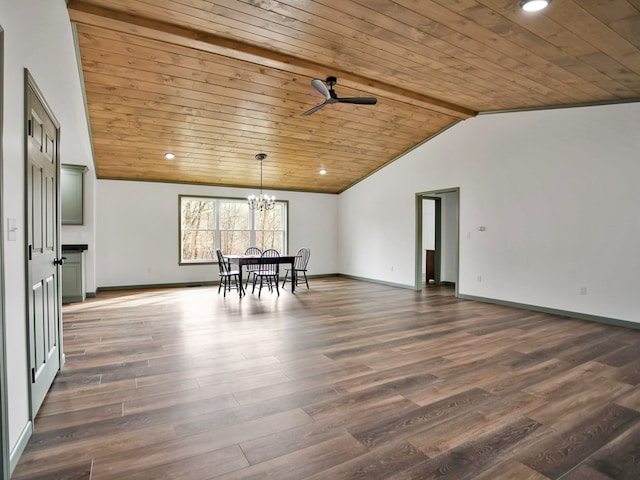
[12,277,640,479]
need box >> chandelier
[247,153,275,211]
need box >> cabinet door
[61,252,85,303]
[61,164,87,225]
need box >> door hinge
[28,119,32,137]
[29,244,33,261]
[31,367,36,383]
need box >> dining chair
[216,250,243,297]
[252,249,280,297]
[244,246,262,288]
[282,247,310,289]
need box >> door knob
[53,257,66,266]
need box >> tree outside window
[255,205,285,252]
[220,200,250,255]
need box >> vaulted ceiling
[67,0,640,194]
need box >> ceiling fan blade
[311,79,331,100]
[337,97,378,105]
[301,102,328,116]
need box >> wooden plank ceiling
[67,0,640,194]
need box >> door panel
[31,284,44,370]
[26,80,61,416]
[31,164,43,254]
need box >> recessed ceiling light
[520,0,551,12]
[319,169,327,175]
[164,152,175,160]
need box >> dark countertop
[62,244,88,252]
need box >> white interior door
[26,76,62,417]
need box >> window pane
[254,202,285,252]
[255,205,282,230]
[181,198,214,229]
[220,230,250,255]
[256,231,283,252]
[220,201,249,229]
[181,230,215,261]
[219,200,250,254]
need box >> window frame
[178,194,289,265]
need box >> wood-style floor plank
[11,277,640,479]
[519,404,640,479]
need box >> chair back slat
[260,249,280,274]
[216,249,230,274]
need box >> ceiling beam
[67,0,477,120]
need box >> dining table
[224,253,299,296]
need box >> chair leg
[303,271,309,289]
[238,275,244,296]
[282,270,289,288]
[274,274,279,296]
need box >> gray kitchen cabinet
[62,246,87,303]
[61,164,87,225]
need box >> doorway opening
[415,188,460,296]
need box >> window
[179,195,287,263]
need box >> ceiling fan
[302,76,377,116]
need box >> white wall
[0,0,94,458]
[96,180,338,288]
[339,102,640,324]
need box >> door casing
[0,23,11,480]
[415,188,460,295]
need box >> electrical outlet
[580,286,587,295]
